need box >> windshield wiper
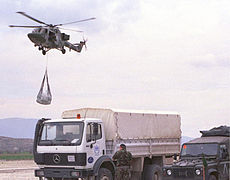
[53,139,72,145]
[182,154,196,157]
[196,154,216,157]
[39,140,54,145]
[55,139,70,142]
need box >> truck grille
[44,153,86,166]
[173,168,194,178]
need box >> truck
[162,126,230,180]
[33,108,181,180]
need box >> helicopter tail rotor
[75,36,87,49]
[72,37,87,52]
[82,36,88,50]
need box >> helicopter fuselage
[28,27,64,49]
[26,27,85,55]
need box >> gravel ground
[0,160,39,180]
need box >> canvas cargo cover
[201,126,230,137]
[62,108,181,140]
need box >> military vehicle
[163,126,230,180]
[33,108,181,180]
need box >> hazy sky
[0,0,229,137]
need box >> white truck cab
[34,116,114,180]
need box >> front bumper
[162,168,203,180]
[35,168,93,178]
[162,176,203,180]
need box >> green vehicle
[163,126,230,180]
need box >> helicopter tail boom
[64,41,85,53]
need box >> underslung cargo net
[36,69,52,105]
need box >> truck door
[86,123,104,168]
[219,144,229,179]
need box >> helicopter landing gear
[38,46,43,51]
[61,49,66,54]
[42,50,46,55]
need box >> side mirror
[220,145,228,159]
[173,154,177,161]
[221,151,228,159]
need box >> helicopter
[9,12,95,55]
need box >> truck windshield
[181,143,218,157]
[39,122,84,146]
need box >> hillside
[0,136,33,153]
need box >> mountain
[0,118,38,138]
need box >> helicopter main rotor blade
[59,27,83,33]
[17,11,49,26]
[9,25,43,28]
[55,17,96,26]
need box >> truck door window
[86,123,102,142]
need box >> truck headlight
[71,171,80,177]
[195,169,201,175]
[166,169,172,176]
[35,170,44,176]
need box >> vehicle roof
[112,108,180,115]
[44,118,102,123]
[186,136,229,144]
[65,107,180,115]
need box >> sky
[0,0,229,137]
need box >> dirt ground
[0,160,39,180]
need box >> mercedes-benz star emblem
[53,154,61,164]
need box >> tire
[209,175,217,180]
[62,49,66,54]
[96,168,113,180]
[52,178,77,180]
[143,165,162,180]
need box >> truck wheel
[96,168,113,180]
[143,165,162,180]
[209,175,217,180]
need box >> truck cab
[34,117,115,180]
[162,126,230,180]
